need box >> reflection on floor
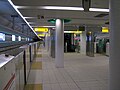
[26,47,109,90]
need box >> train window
[18,36,21,41]
[0,33,5,41]
[5,34,12,41]
[12,35,15,41]
[27,38,30,41]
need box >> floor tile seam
[57,69,81,90]
[63,68,82,90]
[42,69,51,84]
[41,50,79,89]
[47,70,58,83]
[52,69,68,84]
[42,82,62,90]
[51,83,62,90]
[48,69,61,84]
[57,71,81,90]
[41,50,107,89]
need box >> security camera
[37,15,44,19]
[41,16,44,19]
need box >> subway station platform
[26,45,109,90]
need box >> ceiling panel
[12,0,109,8]
[12,0,82,6]
[19,9,106,18]
[91,0,109,8]
[11,0,109,35]
[18,9,108,26]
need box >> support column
[71,33,74,45]
[48,30,51,56]
[50,30,55,58]
[45,33,49,51]
[55,19,64,68]
[45,34,47,50]
[80,31,86,54]
[85,27,95,57]
[109,1,120,90]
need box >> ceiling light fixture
[15,6,84,11]
[42,6,84,11]
[41,26,55,28]
[15,5,109,12]
[64,31,82,34]
[7,0,39,38]
[31,26,55,28]
[15,6,29,9]
[89,8,109,12]
[24,17,35,19]
[15,6,109,12]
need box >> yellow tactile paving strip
[24,84,42,90]
[24,49,43,90]
[36,54,42,58]
[31,62,42,70]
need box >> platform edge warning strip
[24,84,42,90]
[31,62,42,70]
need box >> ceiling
[0,0,39,39]
[11,0,109,33]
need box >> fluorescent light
[15,6,31,9]
[40,26,55,28]
[24,17,35,19]
[12,35,15,41]
[42,6,84,11]
[64,31,82,34]
[89,8,109,12]
[15,5,109,12]
[18,36,21,41]
[8,0,39,38]
[0,33,5,41]
[15,5,84,11]
[31,26,55,28]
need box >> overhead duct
[82,0,91,12]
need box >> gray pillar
[49,30,51,56]
[86,27,95,57]
[45,34,48,51]
[55,19,64,68]
[109,0,120,90]
[80,31,86,54]
[71,34,74,45]
[50,30,55,58]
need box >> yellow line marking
[31,62,42,70]
[36,54,42,58]
[24,84,42,90]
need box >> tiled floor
[24,84,42,90]
[27,47,109,90]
